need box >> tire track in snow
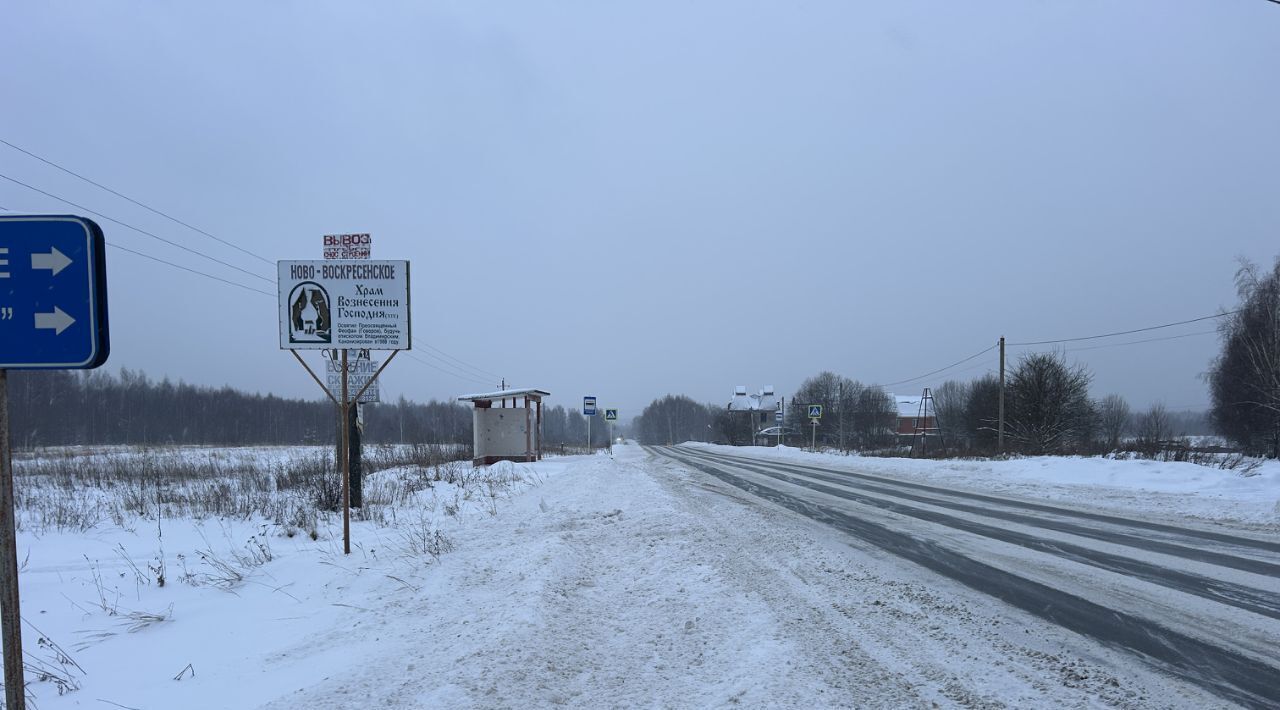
[673,446,1280,621]
[652,446,1280,709]
[696,448,1280,561]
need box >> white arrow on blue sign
[0,216,110,369]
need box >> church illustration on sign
[288,282,332,344]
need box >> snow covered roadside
[243,446,1225,707]
[684,443,1280,530]
[15,444,1242,707]
[14,451,564,709]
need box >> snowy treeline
[632,395,718,445]
[6,368,607,450]
[634,362,1212,455]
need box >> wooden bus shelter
[458,388,549,466]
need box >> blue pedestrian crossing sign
[807,404,823,419]
[604,409,618,421]
[0,215,110,369]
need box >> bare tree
[850,386,897,449]
[965,375,1003,452]
[933,380,971,449]
[1210,258,1280,457]
[1134,403,1172,457]
[1005,353,1095,455]
[1097,394,1130,452]
[790,371,847,448]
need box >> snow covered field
[10,443,1279,707]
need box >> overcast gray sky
[3,1,1277,417]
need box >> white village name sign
[278,260,411,350]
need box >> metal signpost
[279,259,410,554]
[808,404,823,451]
[604,408,617,453]
[583,396,596,451]
[0,215,110,710]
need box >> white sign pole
[280,253,411,556]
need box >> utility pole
[998,336,1006,453]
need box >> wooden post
[998,336,1006,453]
[341,350,351,555]
[349,403,362,509]
[536,399,543,460]
[0,371,27,710]
[524,396,532,462]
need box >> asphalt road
[649,445,1280,709]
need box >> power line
[1015,329,1219,354]
[3,198,272,296]
[0,138,274,266]
[5,188,509,392]
[6,195,505,384]
[0,172,274,285]
[403,347,497,384]
[865,311,1232,393]
[412,337,504,380]
[3,167,506,385]
[107,243,275,297]
[402,352,493,387]
[869,343,999,389]
[1008,311,1236,346]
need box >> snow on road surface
[19,444,1273,707]
[655,445,1280,708]
[688,443,1280,528]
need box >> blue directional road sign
[583,396,597,416]
[0,216,109,369]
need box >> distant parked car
[756,426,800,438]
